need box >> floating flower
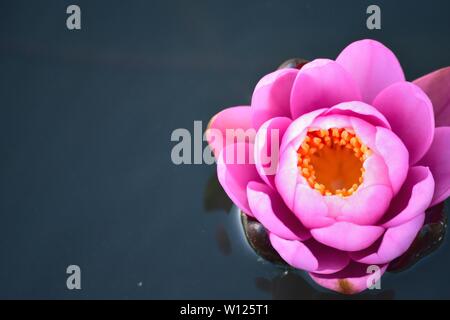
[207,39,450,294]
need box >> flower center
[297,128,371,197]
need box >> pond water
[0,0,449,299]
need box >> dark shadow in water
[204,171,234,256]
[203,171,233,214]
[216,223,232,256]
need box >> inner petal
[297,128,371,197]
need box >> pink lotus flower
[207,39,450,294]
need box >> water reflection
[255,272,395,300]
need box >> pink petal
[275,144,334,229]
[269,234,350,274]
[251,68,298,128]
[254,117,291,188]
[350,213,425,265]
[372,82,435,165]
[324,101,391,129]
[304,240,351,275]
[206,106,254,158]
[349,116,377,148]
[311,115,380,151]
[247,182,310,241]
[293,184,335,229]
[279,108,327,154]
[311,221,384,252]
[374,127,409,194]
[380,166,434,228]
[269,233,318,271]
[414,66,450,127]
[418,127,450,206]
[359,153,392,188]
[290,59,361,119]
[335,184,393,226]
[311,114,355,131]
[274,144,301,212]
[217,142,261,216]
[309,262,388,295]
[336,39,405,103]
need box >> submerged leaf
[278,58,309,70]
[241,212,287,265]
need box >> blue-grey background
[0,0,449,299]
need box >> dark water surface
[0,0,449,299]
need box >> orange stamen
[297,128,371,197]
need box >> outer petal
[414,66,450,127]
[206,106,254,158]
[254,117,291,188]
[309,262,388,295]
[350,213,425,265]
[290,59,361,119]
[251,68,298,128]
[311,222,384,252]
[269,233,350,274]
[374,127,409,194]
[336,39,405,103]
[380,166,434,228]
[217,142,260,216]
[372,82,435,165]
[418,127,450,206]
[324,101,391,129]
[247,182,310,241]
